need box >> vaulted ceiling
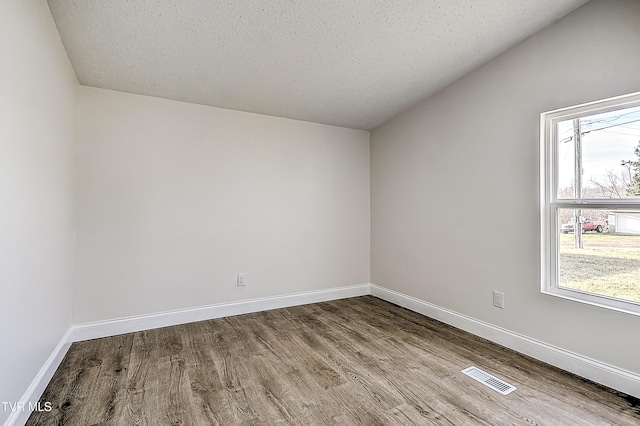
[48,0,589,130]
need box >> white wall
[0,0,78,423]
[371,0,640,374]
[74,87,370,323]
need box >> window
[541,92,640,315]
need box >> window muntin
[541,92,640,315]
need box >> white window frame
[540,91,640,316]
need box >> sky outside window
[557,105,640,199]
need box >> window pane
[557,120,575,198]
[558,208,640,303]
[557,105,640,200]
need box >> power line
[582,118,640,135]
[581,109,640,126]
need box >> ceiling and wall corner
[370,0,640,376]
[73,86,371,324]
[47,0,589,130]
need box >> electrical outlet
[237,273,246,287]
[493,290,504,309]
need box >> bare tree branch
[589,169,626,199]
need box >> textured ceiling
[48,0,589,130]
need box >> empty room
[2,0,640,425]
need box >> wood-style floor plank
[27,296,640,425]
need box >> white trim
[5,284,370,426]
[4,328,73,426]
[542,90,640,119]
[540,92,640,317]
[9,282,639,426]
[72,283,371,342]
[370,284,640,399]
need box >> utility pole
[573,118,583,249]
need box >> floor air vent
[461,366,517,395]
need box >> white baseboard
[4,327,73,426]
[370,284,640,399]
[72,283,371,342]
[9,282,638,426]
[5,284,370,426]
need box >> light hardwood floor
[27,296,640,425]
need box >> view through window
[542,93,640,313]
